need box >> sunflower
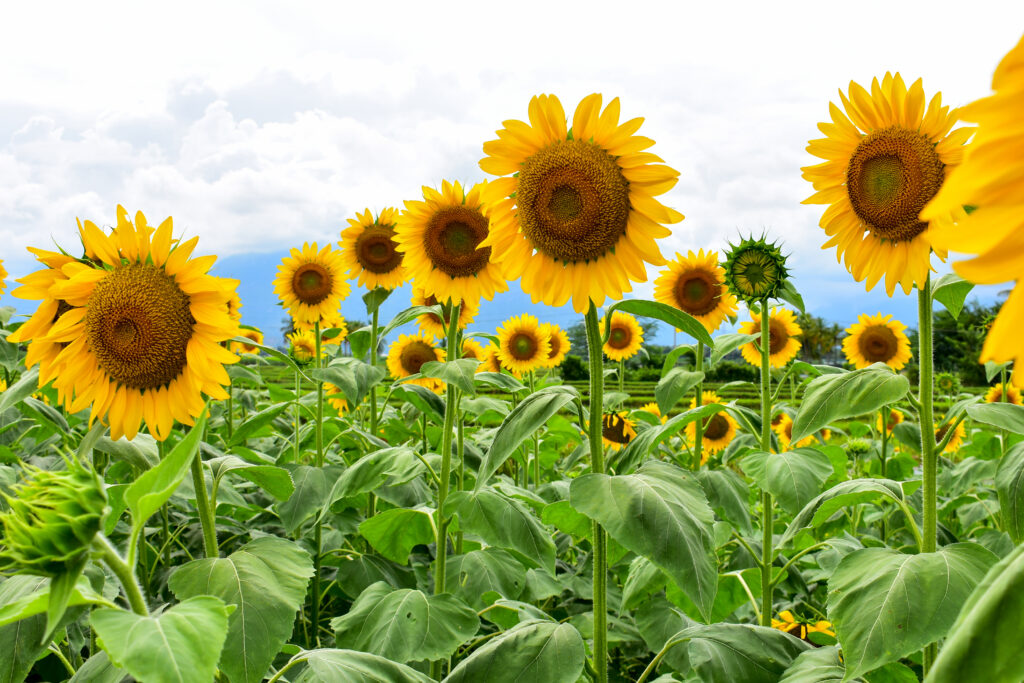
[38,207,239,441]
[497,314,551,376]
[0,260,6,298]
[935,372,961,395]
[478,345,505,374]
[685,391,738,457]
[460,338,486,362]
[0,378,6,392]
[773,413,816,450]
[386,333,446,391]
[842,313,912,370]
[771,611,836,644]
[723,237,790,304]
[935,418,966,454]
[396,180,507,306]
[877,408,905,434]
[654,249,738,333]
[985,383,1023,406]
[638,402,667,424]
[602,311,644,362]
[273,243,351,324]
[601,412,637,450]
[411,286,479,338]
[479,94,683,313]
[539,323,570,368]
[287,330,319,363]
[231,327,264,355]
[802,73,971,296]
[225,285,242,323]
[922,37,1024,386]
[322,382,350,414]
[294,310,348,346]
[339,207,407,290]
[739,307,802,368]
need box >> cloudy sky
[2,1,1021,345]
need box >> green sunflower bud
[845,437,873,458]
[722,235,790,303]
[0,459,107,576]
[935,372,961,395]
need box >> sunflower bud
[722,236,790,303]
[0,459,107,576]
[845,437,873,459]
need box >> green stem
[758,302,774,627]
[529,371,540,488]
[694,341,705,470]
[618,359,624,392]
[190,452,218,558]
[225,389,233,442]
[310,321,324,647]
[368,304,380,518]
[584,303,608,683]
[293,371,301,463]
[95,535,149,616]
[880,407,889,540]
[636,636,688,683]
[918,274,937,674]
[456,396,465,555]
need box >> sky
[2,1,1021,347]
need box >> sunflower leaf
[607,299,714,347]
[791,364,910,443]
[708,334,758,369]
[932,273,974,320]
[967,402,1024,435]
[741,448,833,515]
[656,369,704,415]
[421,359,480,395]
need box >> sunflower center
[85,263,193,391]
[732,249,780,299]
[517,139,630,264]
[936,424,950,441]
[602,414,632,444]
[422,294,445,327]
[752,319,790,355]
[858,325,898,363]
[399,341,438,375]
[547,334,562,359]
[424,207,491,278]
[355,225,404,274]
[703,413,729,440]
[608,326,632,349]
[675,271,720,316]
[846,126,945,243]
[292,263,332,305]
[510,333,538,360]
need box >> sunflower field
[2,35,1024,683]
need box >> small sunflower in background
[225,285,242,323]
[322,382,350,414]
[771,611,836,644]
[685,392,738,458]
[460,338,486,362]
[480,93,683,313]
[0,259,7,298]
[722,237,790,304]
[497,314,551,376]
[638,402,667,424]
[739,307,802,368]
[985,383,1023,406]
[294,310,348,346]
[601,412,637,450]
[287,330,319,363]
[935,372,961,396]
[602,311,644,362]
[923,37,1024,387]
[539,323,570,369]
[802,73,970,296]
[42,207,239,441]
[339,207,406,290]
[387,333,446,392]
[842,313,912,370]
[877,408,905,434]
[935,418,966,454]
[231,327,264,355]
[274,243,351,324]
[655,249,738,333]
[411,287,479,338]
[773,413,817,450]
[478,345,505,374]
[396,180,507,307]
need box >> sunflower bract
[722,236,790,303]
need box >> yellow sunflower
[685,391,738,457]
[842,313,912,370]
[339,207,407,290]
[225,285,242,323]
[460,338,486,362]
[411,286,479,338]
[773,413,816,450]
[322,382,350,414]
[497,314,551,376]
[602,311,644,362]
[802,73,971,295]
[478,345,505,374]
[935,418,966,454]
[287,330,319,363]
[601,412,637,450]
[739,307,802,368]
[0,259,6,298]
[273,243,351,324]
[294,310,348,346]
[985,383,1023,406]
[396,180,507,306]
[654,249,738,333]
[40,207,238,441]
[231,328,263,355]
[0,377,6,391]
[877,408,905,434]
[638,402,667,424]
[386,333,446,392]
[480,93,683,313]
[922,37,1024,387]
[771,611,836,643]
[539,323,570,368]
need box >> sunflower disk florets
[722,235,790,303]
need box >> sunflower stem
[917,274,938,673]
[293,371,301,463]
[456,395,465,556]
[225,390,233,442]
[529,371,540,488]
[95,534,149,616]
[618,359,624,393]
[368,304,379,518]
[584,302,608,683]
[879,407,888,540]
[190,451,218,559]
[758,302,774,627]
[694,341,705,470]
[310,321,324,647]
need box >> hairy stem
[584,303,608,683]
[758,302,774,627]
[95,535,149,616]
[694,341,705,470]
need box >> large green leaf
[569,460,718,621]
[779,646,856,683]
[421,359,480,395]
[446,487,556,573]
[828,544,997,681]
[124,409,207,525]
[322,446,422,515]
[91,596,231,683]
[276,465,337,533]
[742,448,833,515]
[709,333,758,368]
[443,620,584,683]
[207,455,294,501]
[995,442,1024,543]
[313,358,386,407]
[291,649,433,683]
[655,369,704,416]
[932,273,974,320]
[780,479,906,547]
[607,299,714,347]
[69,652,127,683]
[445,548,526,608]
[791,365,909,442]
[476,386,580,490]
[227,403,290,447]
[358,508,435,564]
[0,367,38,414]
[926,542,1024,683]
[967,402,1024,435]
[674,623,810,683]
[697,469,752,534]
[168,537,313,683]
[0,575,110,627]
[330,581,479,663]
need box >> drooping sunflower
[985,383,1023,406]
[273,243,351,324]
[773,413,817,450]
[497,314,551,376]
[602,412,637,450]
[638,402,667,424]
[287,330,319,363]
[802,73,971,296]
[411,287,479,338]
[40,207,239,441]
[686,391,738,457]
[480,94,683,313]
[935,418,966,454]
[231,327,264,355]
[771,611,836,644]
[478,345,505,374]
[922,37,1024,386]
[739,307,802,368]
[294,310,348,346]
[339,207,407,290]
[460,338,486,362]
[654,249,738,333]
[842,313,912,370]
[396,180,507,306]
[386,333,446,391]
[877,408,905,434]
[539,323,570,368]
[322,382,350,414]
[602,311,644,362]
